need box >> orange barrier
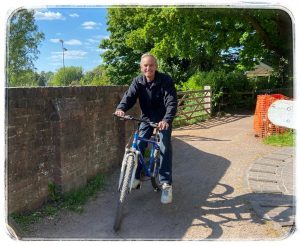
[253,94,289,138]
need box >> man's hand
[114,109,125,117]
[158,120,169,131]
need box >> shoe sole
[161,200,172,204]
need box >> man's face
[140,56,157,81]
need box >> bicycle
[113,114,162,231]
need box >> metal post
[204,85,212,116]
[59,39,67,86]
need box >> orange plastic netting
[253,94,289,138]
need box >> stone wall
[6,86,138,214]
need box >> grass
[263,130,295,147]
[10,173,105,232]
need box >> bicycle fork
[118,147,140,192]
[151,148,159,178]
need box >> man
[114,53,177,204]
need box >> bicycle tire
[151,149,161,192]
[114,154,135,231]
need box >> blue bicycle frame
[115,114,161,192]
[131,129,160,178]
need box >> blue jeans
[135,122,173,185]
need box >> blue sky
[33,7,109,73]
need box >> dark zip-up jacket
[117,71,177,124]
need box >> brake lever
[113,113,133,121]
[124,115,133,120]
[150,122,159,128]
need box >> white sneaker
[161,183,172,204]
[131,178,141,189]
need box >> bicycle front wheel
[114,154,135,231]
[151,149,161,192]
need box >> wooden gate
[175,86,211,125]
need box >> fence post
[204,85,212,116]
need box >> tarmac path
[24,113,295,240]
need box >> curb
[246,147,295,227]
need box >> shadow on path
[23,136,230,240]
[175,114,251,131]
[190,183,295,239]
[113,137,294,240]
[111,137,231,239]
[23,131,294,240]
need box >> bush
[181,70,250,91]
[49,66,83,86]
[180,70,251,109]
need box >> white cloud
[98,48,107,53]
[35,11,65,20]
[94,35,109,40]
[49,52,63,62]
[50,50,88,61]
[82,21,97,29]
[50,38,61,43]
[65,39,82,46]
[65,50,87,60]
[86,38,99,44]
[49,51,63,61]
[85,35,109,46]
[69,13,79,18]
[50,39,82,46]
[81,21,102,30]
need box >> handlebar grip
[113,113,134,121]
[149,122,159,128]
[113,113,159,128]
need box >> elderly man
[114,53,177,204]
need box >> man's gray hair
[140,53,157,65]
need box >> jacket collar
[140,71,162,86]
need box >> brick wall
[6,86,139,214]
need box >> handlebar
[113,113,159,128]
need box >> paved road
[24,114,295,240]
[247,147,295,227]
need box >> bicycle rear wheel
[114,154,135,231]
[151,149,161,192]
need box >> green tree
[37,71,47,86]
[80,65,110,85]
[44,71,54,85]
[49,66,83,86]
[100,7,293,86]
[100,8,153,85]
[7,9,45,87]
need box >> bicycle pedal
[136,184,141,189]
[129,184,141,190]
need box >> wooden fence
[174,86,211,125]
[217,87,293,112]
